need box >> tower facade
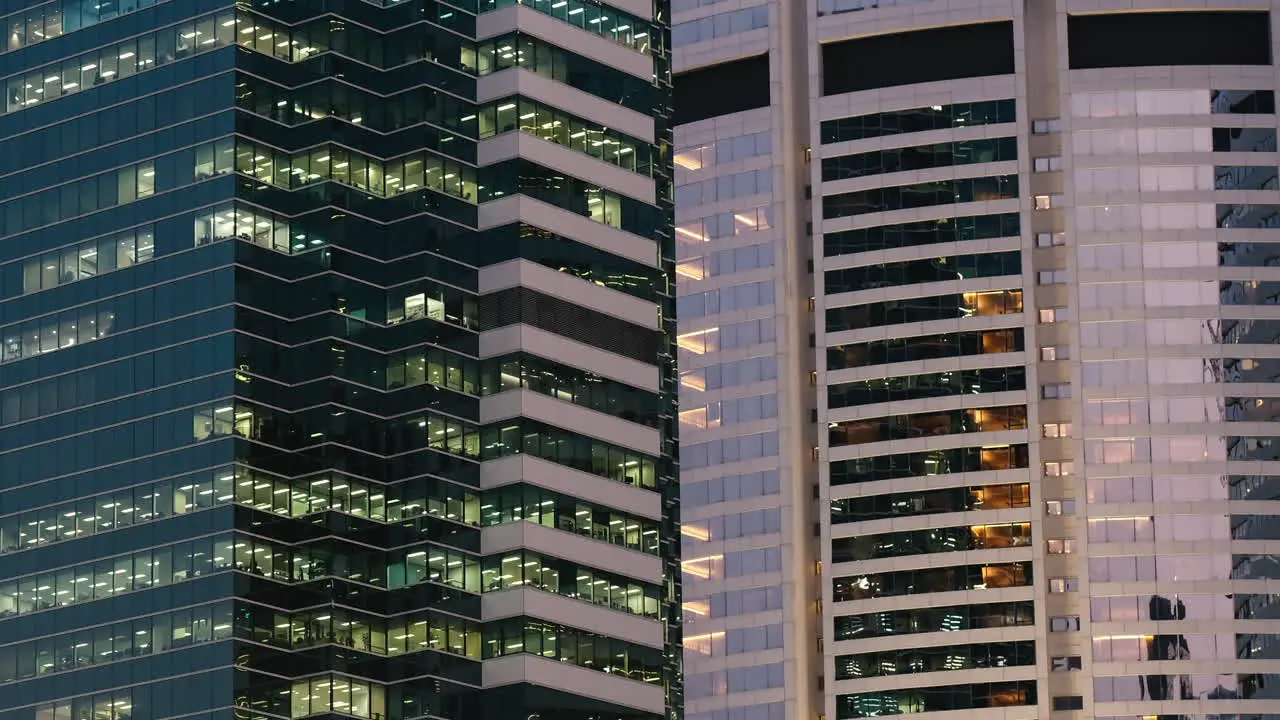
[0,1,678,719]
[675,2,1280,719]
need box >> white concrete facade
[678,1,1280,719]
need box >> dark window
[836,640,1036,679]
[837,681,1037,718]
[823,175,1018,219]
[828,404,1027,447]
[478,287,661,365]
[1068,12,1271,69]
[833,601,1035,640]
[674,54,771,125]
[822,138,1017,181]
[831,483,1031,524]
[833,562,1033,602]
[828,366,1027,408]
[825,213,1020,256]
[821,100,1016,144]
[822,22,1015,95]
[826,289,1023,333]
[1214,90,1276,114]
[1052,696,1084,711]
[830,445,1029,487]
[827,328,1025,371]
[832,521,1032,562]
[825,251,1022,295]
[1213,128,1277,152]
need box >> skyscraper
[674,2,1280,719]
[0,1,678,719]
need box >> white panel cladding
[480,519,664,583]
[477,131,657,204]
[814,0,1018,45]
[476,67,655,141]
[481,586,664,647]
[479,388,662,455]
[482,654,666,713]
[479,454,663,520]
[478,325,660,390]
[478,259,657,328]
[475,5,654,80]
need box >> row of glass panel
[239,602,479,659]
[827,404,1028,447]
[0,298,117,364]
[0,464,655,556]
[4,0,658,57]
[2,8,649,116]
[475,97,650,174]
[831,522,1033,563]
[477,0,653,52]
[238,72,652,175]
[2,151,157,236]
[3,9,238,115]
[0,601,234,683]
[192,202,320,254]
[33,690,133,720]
[0,532,662,619]
[5,0,165,52]
[20,224,154,294]
[482,616,662,684]
[231,137,479,202]
[2,599,660,685]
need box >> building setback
[0,0,678,718]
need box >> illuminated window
[1045,499,1077,516]
[1042,423,1072,438]
[677,328,719,355]
[1035,193,1064,210]
[1047,539,1077,555]
[1044,461,1074,477]
[1049,577,1079,593]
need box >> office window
[1046,499,1077,516]
[1039,307,1071,323]
[1042,384,1072,399]
[1040,346,1069,361]
[1052,656,1083,671]
[1037,232,1067,247]
[1044,461,1074,477]
[1042,423,1072,438]
[1049,577,1080,593]
[1035,156,1064,172]
[1034,118,1063,134]
[1047,539,1078,555]
[1052,696,1084,711]
[1050,616,1081,632]
[1035,194,1065,210]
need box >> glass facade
[0,1,676,719]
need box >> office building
[0,0,677,718]
[673,2,1280,719]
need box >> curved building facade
[807,3,1280,720]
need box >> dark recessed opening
[821,22,1015,96]
[1068,11,1271,69]
[673,54,771,126]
